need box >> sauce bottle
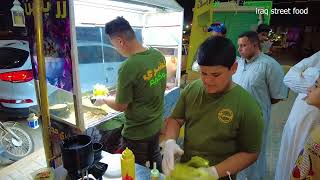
[150,162,159,180]
[121,147,135,180]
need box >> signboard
[22,0,73,92]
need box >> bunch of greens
[166,156,218,180]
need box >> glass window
[77,45,103,64]
[103,45,125,62]
[76,27,101,42]
[0,47,29,69]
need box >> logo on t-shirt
[217,108,233,123]
[143,61,166,87]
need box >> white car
[0,40,37,117]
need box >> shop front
[22,0,183,178]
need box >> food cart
[186,0,272,81]
[23,0,183,167]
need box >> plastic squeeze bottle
[121,147,135,180]
[150,162,160,180]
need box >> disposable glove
[199,166,219,179]
[162,139,184,176]
[91,96,108,106]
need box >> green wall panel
[244,1,273,24]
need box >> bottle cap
[27,113,38,121]
[122,147,134,160]
[146,161,150,168]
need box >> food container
[27,113,39,129]
[31,167,55,180]
[60,135,94,172]
[93,84,109,96]
[49,103,70,118]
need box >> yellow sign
[218,108,233,123]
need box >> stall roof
[116,0,184,12]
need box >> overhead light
[10,0,25,27]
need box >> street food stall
[22,0,183,170]
[186,0,272,81]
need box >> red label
[122,173,134,180]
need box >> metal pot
[60,135,94,172]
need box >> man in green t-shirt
[162,36,264,179]
[95,17,167,170]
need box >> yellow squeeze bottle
[121,147,135,180]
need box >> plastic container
[27,113,39,129]
[31,167,55,180]
[121,147,135,180]
[93,84,108,96]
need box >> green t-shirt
[171,79,264,167]
[116,48,167,140]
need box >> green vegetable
[185,156,209,168]
[166,156,217,180]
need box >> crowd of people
[97,16,319,180]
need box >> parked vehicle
[0,40,37,117]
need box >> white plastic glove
[192,61,200,72]
[92,96,108,106]
[162,139,184,176]
[199,166,219,179]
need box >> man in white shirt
[233,31,288,180]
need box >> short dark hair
[105,16,135,40]
[256,24,270,33]
[238,31,260,47]
[197,36,236,69]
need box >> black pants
[121,132,162,172]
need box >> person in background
[233,31,288,180]
[275,51,320,180]
[208,22,227,37]
[192,22,227,72]
[256,24,273,54]
[290,75,320,180]
[162,36,264,180]
[94,17,167,170]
